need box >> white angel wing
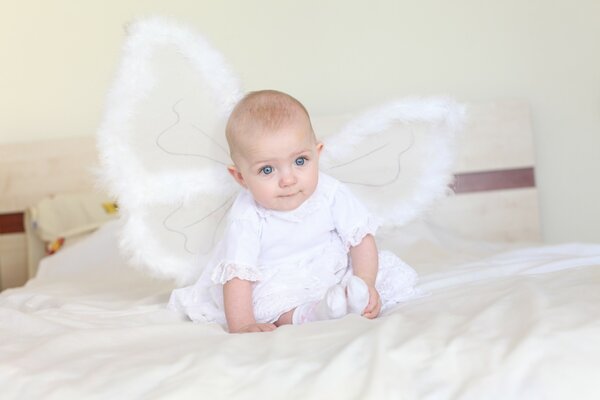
[320,98,465,226]
[97,17,243,285]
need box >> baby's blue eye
[295,157,306,166]
[261,166,273,175]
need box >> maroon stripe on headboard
[0,212,25,234]
[452,167,535,194]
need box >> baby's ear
[316,141,324,156]
[227,165,247,188]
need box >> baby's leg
[275,309,294,326]
[291,285,347,325]
[346,276,370,315]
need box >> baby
[169,90,417,333]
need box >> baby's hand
[362,285,381,319]
[231,323,277,333]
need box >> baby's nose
[279,169,297,187]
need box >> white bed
[2,218,600,399]
[0,22,598,397]
[2,208,600,397]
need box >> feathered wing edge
[322,97,466,226]
[97,16,242,206]
[96,17,242,284]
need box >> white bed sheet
[1,221,600,399]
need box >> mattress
[1,220,599,399]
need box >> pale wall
[1,0,599,243]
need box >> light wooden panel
[0,136,99,213]
[428,188,540,242]
[456,101,535,173]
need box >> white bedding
[1,221,600,399]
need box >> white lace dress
[168,173,418,325]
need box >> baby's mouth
[280,192,299,198]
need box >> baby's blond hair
[226,90,314,161]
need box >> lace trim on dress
[211,261,262,284]
[343,217,380,249]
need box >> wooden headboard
[0,100,539,289]
[433,100,539,242]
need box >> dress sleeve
[331,183,380,249]
[210,218,262,284]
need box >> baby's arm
[349,234,381,318]
[223,278,276,333]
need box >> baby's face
[228,121,323,211]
